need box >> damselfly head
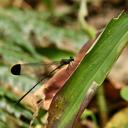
[11,64,21,75]
[70,56,74,61]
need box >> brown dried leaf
[34,33,99,110]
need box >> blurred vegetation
[0,0,128,128]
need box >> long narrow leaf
[47,12,128,128]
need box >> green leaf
[120,86,128,101]
[81,109,98,127]
[47,12,128,128]
[0,14,38,57]
[0,96,32,128]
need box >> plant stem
[97,85,108,127]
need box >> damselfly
[11,56,74,104]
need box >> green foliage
[120,86,128,101]
[81,109,98,128]
[0,7,88,127]
[0,87,35,128]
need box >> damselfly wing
[11,61,59,77]
[11,56,74,104]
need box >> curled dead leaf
[33,33,99,110]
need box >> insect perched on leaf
[11,56,74,104]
